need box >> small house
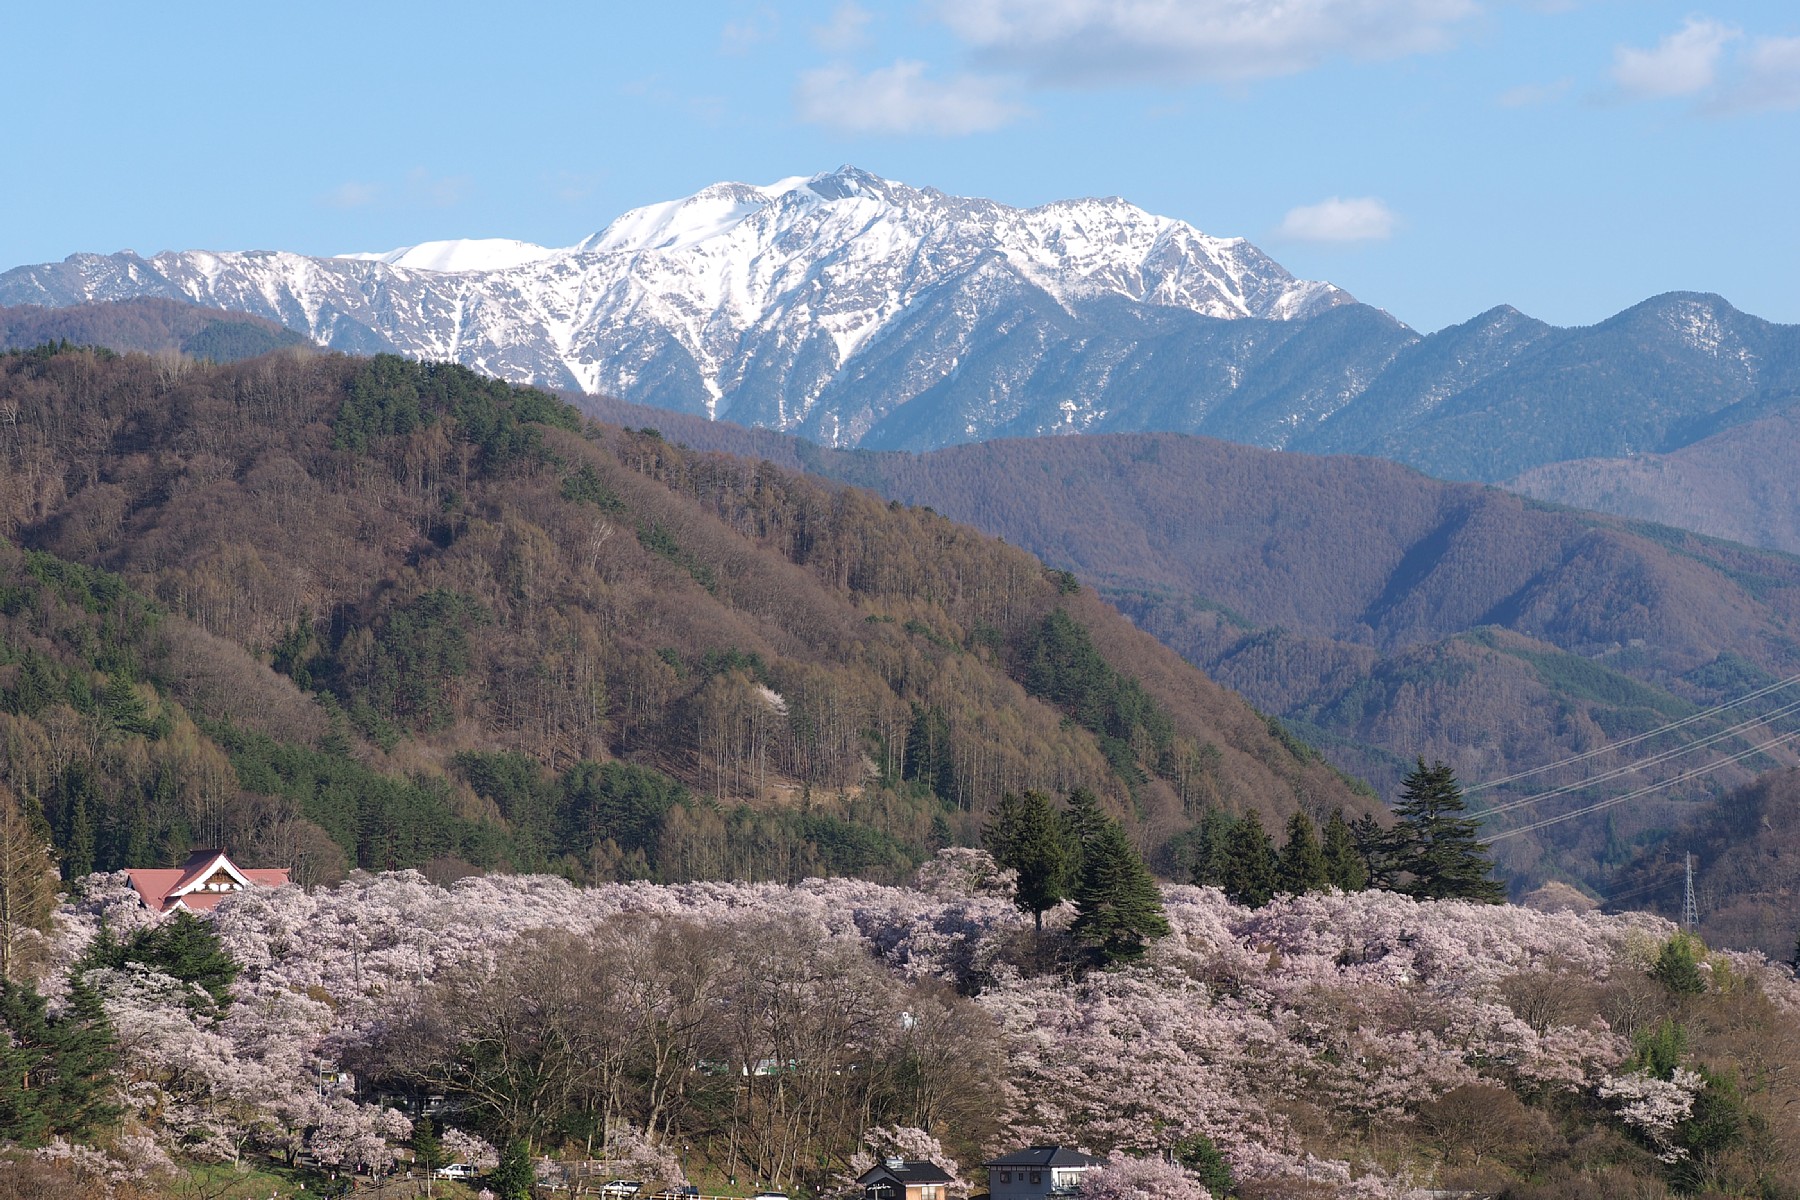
[858,1157,955,1200]
[124,848,290,916]
[983,1147,1102,1200]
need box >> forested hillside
[576,399,1800,908]
[1617,765,1800,964]
[1509,406,1800,556]
[0,298,309,363]
[0,343,1367,889]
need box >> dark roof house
[857,1157,956,1200]
[983,1147,1102,1200]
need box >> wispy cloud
[1276,196,1399,243]
[1497,78,1571,108]
[934,0,1482,86]
[316,171,468,211]
[1715,34,1800,113]
[795,60,1029,135]
[320,181,382,210]
[406,169,469,209]
[1610,18,1737,100]
[812,2,873,54]
[1607,19,1800,115]
[721,8,778,55]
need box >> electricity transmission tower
[1682,852,1700,931]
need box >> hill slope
[579,397,1800,899]
[0,297,310,362]
[0,343,1368,887]
[1507,404,1800,556]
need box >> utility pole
[1682,852,1700,931]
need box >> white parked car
[433,1163,477,1179]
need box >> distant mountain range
[0,298,310,362]
[6,169,1798,554]
[578,396,1800,896]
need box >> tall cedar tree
[1351,812,1401,890]
[1,787,58,982]
[1322,809,1369,892]
[1278,811,1333,896]
[1071,820,1171,966]
[1221,812,1281,908]
[0,977,120,1145]
[1189,807,1235,891]
[1393,759,1505,903]
[985,790,1070,932]
[1060,786,1111,880]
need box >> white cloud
[934,0,1482,86]
[1610,18,1737,100]
[1276,197,1398,243]
[812,2,874,54]
[795,60,1029,135]
[721,8,778,55]
[1719,35,1800,112]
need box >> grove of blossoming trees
[4,851,1799,1198]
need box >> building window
[1030,1173,1041,1185]
[920,1187,942,1200]
[999,1172,1010,1184]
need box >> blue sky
[7,0,1798,332]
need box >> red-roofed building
[125,849,290,916]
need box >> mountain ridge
[0,166,1354,442]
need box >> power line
[1467,672,1800,793]
[1488,728,1800,842]
[1477,695,1800,818]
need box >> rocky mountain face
[1306,292,1800,483]
[9,172,1799,552]
[0,167,1362,449]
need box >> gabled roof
[983,1147,1102,1169]
[857,1160,957,1186]
[125,849,290,915]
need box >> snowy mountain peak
[335,237,562,273]
[0,167,1362,448]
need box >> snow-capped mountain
[0,167,1371,448]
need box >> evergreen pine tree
[1349,812,1399,890]
[82,910,240,1013]
[491,1139,536,1200]
[1392,758,1505,903]
[1,787,59,983]
[1060,786,1111,881]
[1652,933,1708,995]
[1189,807,1235,890]
[101,673,153,737]
[0,977,120,1145]
[1220,812,1280,908]
[984,790,1070,932]
[1322,808,1368,892]
[1071,820,1170,966]
[1277,811,1332,897]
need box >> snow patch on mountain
[0,166,1360,448]
[337,238,564,273]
